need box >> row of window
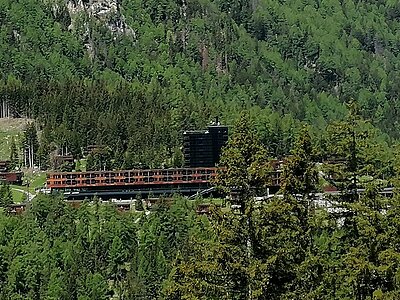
[49,169,216,179]
[49,175,213,186]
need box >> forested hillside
[2,1,400,298]
[1,0,400,167]
[1,120,400,299]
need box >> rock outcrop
[66,0,134,36]
[46,0,135,57]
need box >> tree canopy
[0,0,399,168]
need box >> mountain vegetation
[1,1,400,298]
[0,113,398,298]
[0,121,400,299]
[1,0,400,168]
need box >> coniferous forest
[2,0,400,299]
[2,119,400,299]
[1,0,400,166]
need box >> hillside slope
[0,118,32,160]
[0,0,398,165]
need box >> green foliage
[215,112,271,208]
[0,134,400,299]
[0,0,399,168]
[1,1,400,299]
[22,122,39,168]
[321,103,392,202]
[281,126,318,196]
[0,182,13,208]
[86,147,113,171]
[8,137,18,170]
[164,126,400,300]
[0,194,207,299]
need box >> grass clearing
[0,131,21,161]
[0,118,32,161]
[10,186,26,203]
[8,172,47,203]
[29,172,47,191]
[22,171,47,193]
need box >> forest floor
[0,118,33,160]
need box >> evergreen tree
[22,123,39,169]
[0,182,13,208]
[323,102,376,202]
[9,137,18,170]
[215,112,271,212]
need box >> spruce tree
[324,102,371,202]
[215,112,271,212]
[0,182,13,208]
[9,137,18,170]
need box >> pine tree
[323,102,370,202]
[281,125,318,197]
[0,182,13,208]
[249,127,318,298]
[9,137,18,170]
[215,112,271,212]
[214,112,273,296]
[22,123,39,169]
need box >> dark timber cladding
[183,123,228,167]
[0,160,23,185]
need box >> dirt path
[11,188,36,202]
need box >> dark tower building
[208,124,228,165]
[183,120,228,167]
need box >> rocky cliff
[46,0,135,56]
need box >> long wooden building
[0,161,23,185]
[46,167,219,199]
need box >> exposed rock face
[46,0,135,57]
[66,0,134,36]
